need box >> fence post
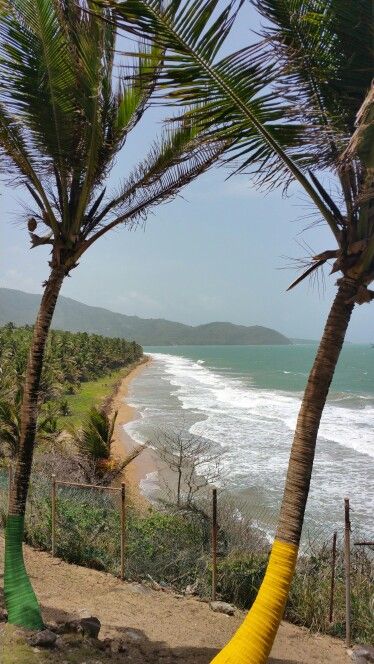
[344,498,351,647]
[8,464,13,511]
[212,487,218,602]
[51,474,57,557]
[329,531,337,623]
[120,482,126,581]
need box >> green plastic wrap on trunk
[4,515,44,630]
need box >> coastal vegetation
[112,2,374,660]
[0,0,224,630]
[0,465,372,646]
[0,328,148,494]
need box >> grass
[58,360,143,428]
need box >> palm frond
[82,119,226,245]
[251,0,374,169]
[111,0,341,240]
[0,0,76,172]
[73,407,114,461]
[0,103,61,234]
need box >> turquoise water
[146,343,374,395]
[125,344,374,536]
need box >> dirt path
[0,536,349,663]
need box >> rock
[349,656,368,664]
[60,619,80,634]
[125,630,142,643]
[45,621,59,633]
[0,609,8,622]
[185,580,199,596]
[146,575,162,591]
[349,646,374,663]
[110,638,128,654]
[79,617,101,639]
[210,601,235,616]
[27,629,57,648]
[95,638,112,651]
[78,609,92,619]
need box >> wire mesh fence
[0,467,372,644]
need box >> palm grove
[1,1,373,663]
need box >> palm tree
[0,0,224,629]
[111,1,373,661]
[0,392,60,459]
[70,406,144,483]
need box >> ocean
[125,344,374,540]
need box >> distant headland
[0,288,291,346]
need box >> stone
[210,601,235,616]
[0,609,8,622]
[349,646,374,663]
[130,583,152,595]
[45,621,59,633]
[349,656,368,664]
[27,629,57,648]
[79,617,101,639]
[95,638,112,651]
[110,638,128,654]
[185,580,199,596]
[123,628,142,642]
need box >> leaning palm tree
[0,0,224,630]
[111,1,373,661]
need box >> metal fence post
[120,482,126,581]
[51,474,57,557]
[212,487,218,602]
[344,498,351,647]
[8,464,13,511]
[329,531,337,623]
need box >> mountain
[0,288,291,345]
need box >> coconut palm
[70,406,145,483]
[111,1,373,661]
[0,0,224,629]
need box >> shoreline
[110,355,158,508]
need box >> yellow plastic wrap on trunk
[211,539,298,664]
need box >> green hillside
[0,288,291,345]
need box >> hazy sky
[1,4,373,343]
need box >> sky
[0,4,373,343]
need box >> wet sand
[110,357,159,508]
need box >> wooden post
[7,464,13,511]
[344,498,351,647]
[212,488,218,602]
[329,531,337,623]
[120,482,126,581]
[51,474,57,557]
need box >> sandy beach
[110,356,158,507]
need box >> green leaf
[111,0,341,238]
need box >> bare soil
[0,536,349,663]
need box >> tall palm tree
[111,1,373,661]
[0,0,224,630]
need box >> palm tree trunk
[212,277,357,664]
[5,264,65,630]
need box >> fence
[0,467,373,645]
